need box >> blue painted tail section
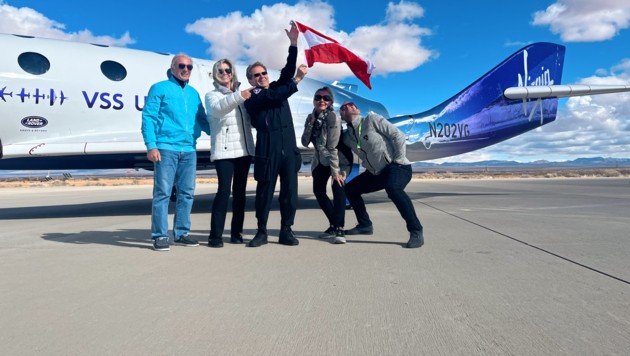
[392,42,566,161]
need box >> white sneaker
[334,229,346,244]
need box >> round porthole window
[101,60,127,81]
[17,52,50,75]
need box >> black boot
[208,231,223,248]
[248,229,268,247]
[406,230,424,249]
[278,226,299,246]
[230,233,244,244]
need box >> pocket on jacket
[253,156,271,182]
[294,149,303,173]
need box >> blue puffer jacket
[141,71,210,152]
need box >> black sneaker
[174,235,199,247]
[279,227,299,246]
[334,228,346,244]
[318,225,336,239]
[406,231,424,249]
[248,230,268,247]
[153,237,170,251]
[344,224,374,235]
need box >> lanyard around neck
[356,118,364,149]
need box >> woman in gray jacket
[301,87,351,244]
[205,59,255,247]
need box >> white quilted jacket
[205,82,255,161]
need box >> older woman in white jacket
[205,59,255,248]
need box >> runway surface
[1,178,629,355]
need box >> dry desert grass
[1,168,629,188]
[0,176,215,188]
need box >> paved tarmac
[0,178,629,355]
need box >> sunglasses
[314,95,332,102]
[253,71,268,78]
[177,63,193,70]
[340,102,355,110]
[217,68,232,75]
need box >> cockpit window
[100,60,127,81]
[17,52,50,75]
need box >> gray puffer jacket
[342,112,410,175]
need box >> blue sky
[1,0,629,162]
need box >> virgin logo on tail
[517,50,554,124]
[518,50,554,88]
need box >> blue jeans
[345,164,422,233]
[151,149,197,239]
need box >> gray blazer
[342,112,410,175]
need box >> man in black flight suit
[244,21,308,247]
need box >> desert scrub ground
[1,168,629,188]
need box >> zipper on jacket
[238,105,253,155]
[182,86,189,151]
[351,124,374,171]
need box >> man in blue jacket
[141,54,210,251]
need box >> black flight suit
[245,46,302,231]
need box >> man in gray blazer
[339,102,424,249]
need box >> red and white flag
[294,21,375,89]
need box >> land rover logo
[21,116,48,128]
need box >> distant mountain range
[413,157,630,169]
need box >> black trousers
[344,164,422,233]
[255,149,300,230]
[312,163,346,228]
[210,155,252,238]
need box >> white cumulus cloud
[0,3,134,46]
[532,0,630,42]
[386,0,425,23]
[185,0,435,82]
